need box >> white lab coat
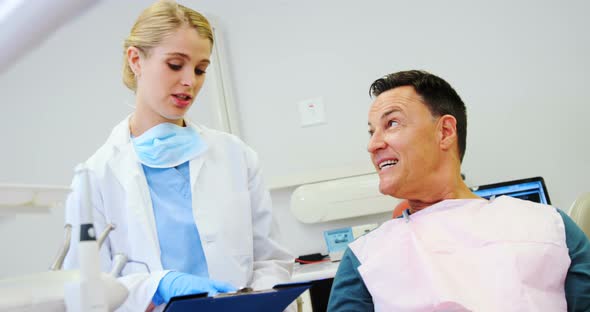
[63,117,294,311]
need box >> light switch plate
[298,97,326,127]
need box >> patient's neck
[407,178,479,214]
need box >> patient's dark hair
[369,70,467,162]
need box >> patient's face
[367,86,441,198]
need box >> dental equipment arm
[76,166,108,312]
[50,224,72,271]
[0,179,128,311]
[110,254,128,278]
[97,223,115,248]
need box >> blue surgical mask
[132,122,207,168]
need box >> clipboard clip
[237,287,253,293]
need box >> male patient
[327,70,590,311]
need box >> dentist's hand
[152,271,237,305]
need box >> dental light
[0,0,99,73]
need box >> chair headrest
[569,192,590,238]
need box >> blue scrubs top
[142,161,209,278]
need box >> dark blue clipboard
[163,281,312,312]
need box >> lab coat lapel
[189,155,219,257]
[187,120,209,194]
[109,142,162,270]
[188,121,208,219]
[189,156,206,222]
[188,122,207,195]
[189,157,205,194]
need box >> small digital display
[323,227,354,253]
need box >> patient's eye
[388,120,399,128]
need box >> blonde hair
[122,0,214,91]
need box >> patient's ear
[438,115,457,153]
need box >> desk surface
[292,261,340,282]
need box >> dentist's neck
[130,105,184,137]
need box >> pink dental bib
[350,196,570,312]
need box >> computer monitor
[471,176,551,205]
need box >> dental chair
[392,200,410,219]
[569,192,590,239]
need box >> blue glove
[152,271,237,305]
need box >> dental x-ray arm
[0,0,100,73]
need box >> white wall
[1,0,589,277]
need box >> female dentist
[63,1,294,311]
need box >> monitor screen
[471,177,551,205]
